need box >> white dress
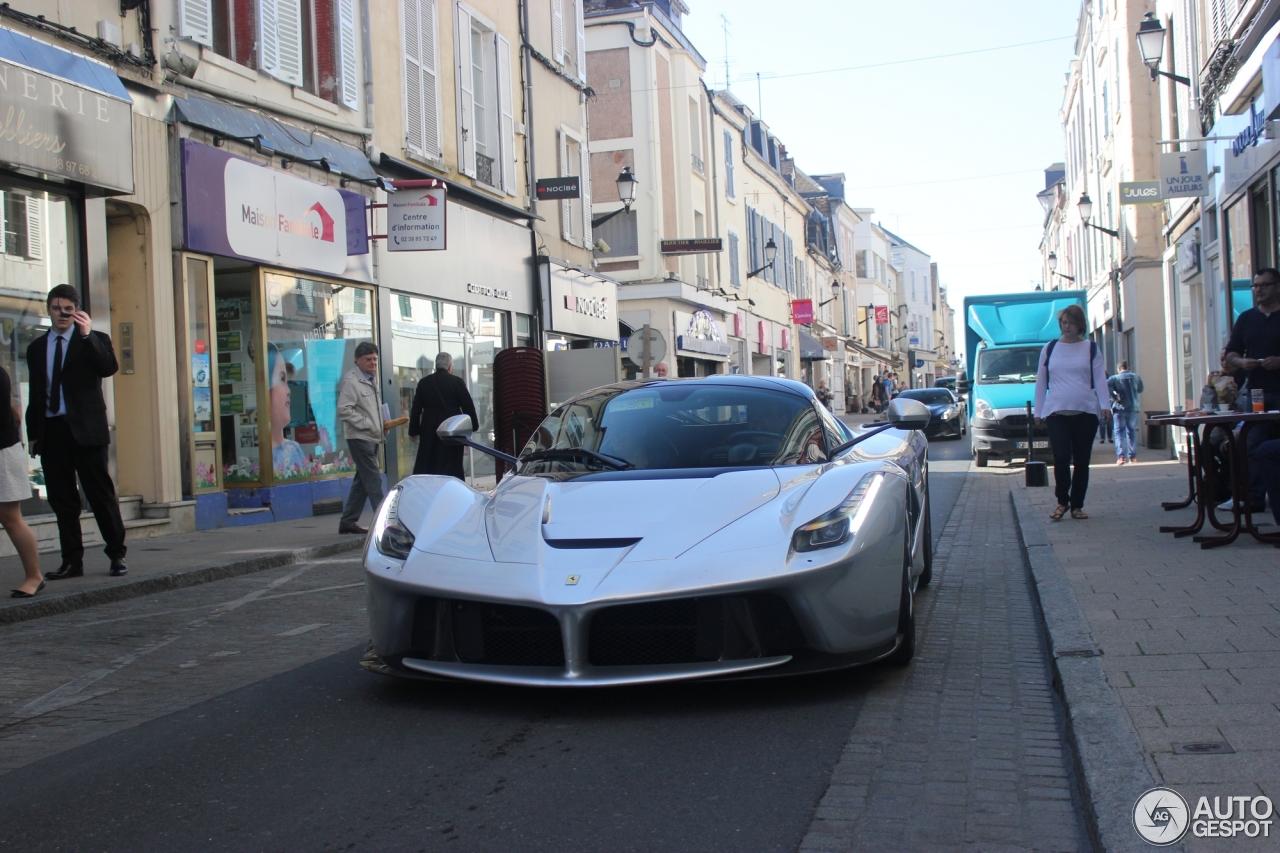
[0,441,31,503]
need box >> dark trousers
[1245,391,1280,505]
[40,416,126,562]
[1046,413,1099,510]
[1256,439,1280,525]
[341,438,385,527]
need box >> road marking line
[218,565,314,612]
[277,623,327,637]
[13,635,179,720]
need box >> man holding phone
[25,284,127,579]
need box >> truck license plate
[1016,441,1049,449]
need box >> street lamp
[818,280,840,307]
[1135,13,1191,86]
[747,237,778,278]
[1047,251,1075,283]
[592,167,640,228]
[1078,193,1120,239]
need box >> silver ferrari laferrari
[361,376,933,687]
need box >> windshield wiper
[520,448,634,470]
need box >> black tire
[975,449,989,467]
[886,526,916,667]
[918,492,933,588]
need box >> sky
[680,0,1083,315]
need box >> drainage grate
[1172,741,1234,755]
[1054,648,1103,658]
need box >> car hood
[475,469,784,563]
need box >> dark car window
[521,385,827,474]
[897,389,955,405]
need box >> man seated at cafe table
[1223,268,1280,513]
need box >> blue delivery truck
[962,290,1087,467]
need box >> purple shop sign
[181,139,372,282]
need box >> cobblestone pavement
[0,556,368,775]
[802,472,1092,853]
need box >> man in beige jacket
[336,342,386,534]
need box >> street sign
[386,185,447,251]
[1159,150,1209,199]
[660,238,723,254]
[629,326,667,368]
[1120,181,1161,204]
[791,299,814,324]
[536,176,580,200]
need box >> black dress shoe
[45,562,83,580]
[338,523,368,535]
[109,559,128,577]
[10,581,45,598]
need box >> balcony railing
[476,153,495,187]
[692,153,704,174]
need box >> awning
[0,27,130,102]
[798,330,827,361]
[173,92,377,181]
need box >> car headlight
[974,399,996,420]
[941,408,956,420]
[791,473,885,553]
[372,487,415,560]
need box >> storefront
[674,309,731,377]
[0,27,135,511]
[376,197,535,488]
[174,134,378,528]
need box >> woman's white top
[1033,339,1110,418]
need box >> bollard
[1025,401,1048,486]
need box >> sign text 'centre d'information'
[386,186,447,251]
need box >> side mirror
[436,414,474,443]
[886,397,931,431]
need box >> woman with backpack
[1033,304,1111,520]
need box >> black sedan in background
[893,388,967,439]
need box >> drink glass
[1253,389,1266,413]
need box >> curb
[0,539,364,628]
[1009,489,1180,853]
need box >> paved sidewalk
[1015,441,1280,853]
[0,511,370,626]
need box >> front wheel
[886,528,916,667]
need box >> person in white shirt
[1033,304,1112,520]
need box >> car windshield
[520,384,829,475]
[976,346,1042,384]
[897,389,954,405]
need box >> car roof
[557,374,818,408]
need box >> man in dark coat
[408,352,479,478]
[26,284,127,578]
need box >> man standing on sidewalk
[25,285,127,579]
[1224,267,1280,512]
[336,342,387,535]
[1107,361,1144,464]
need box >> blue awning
[0,27,131,102]
[173,92,376,181]
[798,330,827,360]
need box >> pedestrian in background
[408,352,479,479]
[1034,303,1111,521]
[816,380,833,409]
[1108,360,1144,465]
[1096,377,1113,445]
[25,285,127,579]
[1223,267,1280,514]
[335,342,387,535]
[1,365,41,598]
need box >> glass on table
[1253,389,1266,413]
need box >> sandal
[1049,505,1067,521]
[1071,509,1088,520]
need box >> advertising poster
[192,352,211,388]
[193,387,212,420]
[217,332,242,352]
[305,338,350,461]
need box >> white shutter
[455,3,476,177]
[258,0,280,76]
[552,0,565,65]
[559,130,572,241]
[497,33,516,195]
[574,0,586,82]
[420,0,441,157]
[580,134,592,246]
[723,129,734,198]
[275,0,305,86]
[403,0,424,154]
[179,0,214,47]
[24,195,41,261]
[337,0,360,110]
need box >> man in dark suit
[408,352,479,479]
[26,284,127,578]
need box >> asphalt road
[0,453,991,853]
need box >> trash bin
[1144,411,1170,450]
[1025,461,1048,487]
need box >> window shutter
[275,0,304,86]
[420,0,441,157]
[771,223,782,285]
[574,0,587,82]
[497,33,516,195]
[179,0,214,46]
[403,0,424,154]
[552,0,565,65]
[455,3,476,177]
[728,232,740,287]
[24,195,41,260]
[580,133,592,246]
[337,0,360,110]
[746,208,756,269]
[723,130,734,198]
[258,0,280,76]
[784,234,794,293]
[559,130,572,241]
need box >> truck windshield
[976,346,1042,385]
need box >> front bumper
[971,415,1047,456]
